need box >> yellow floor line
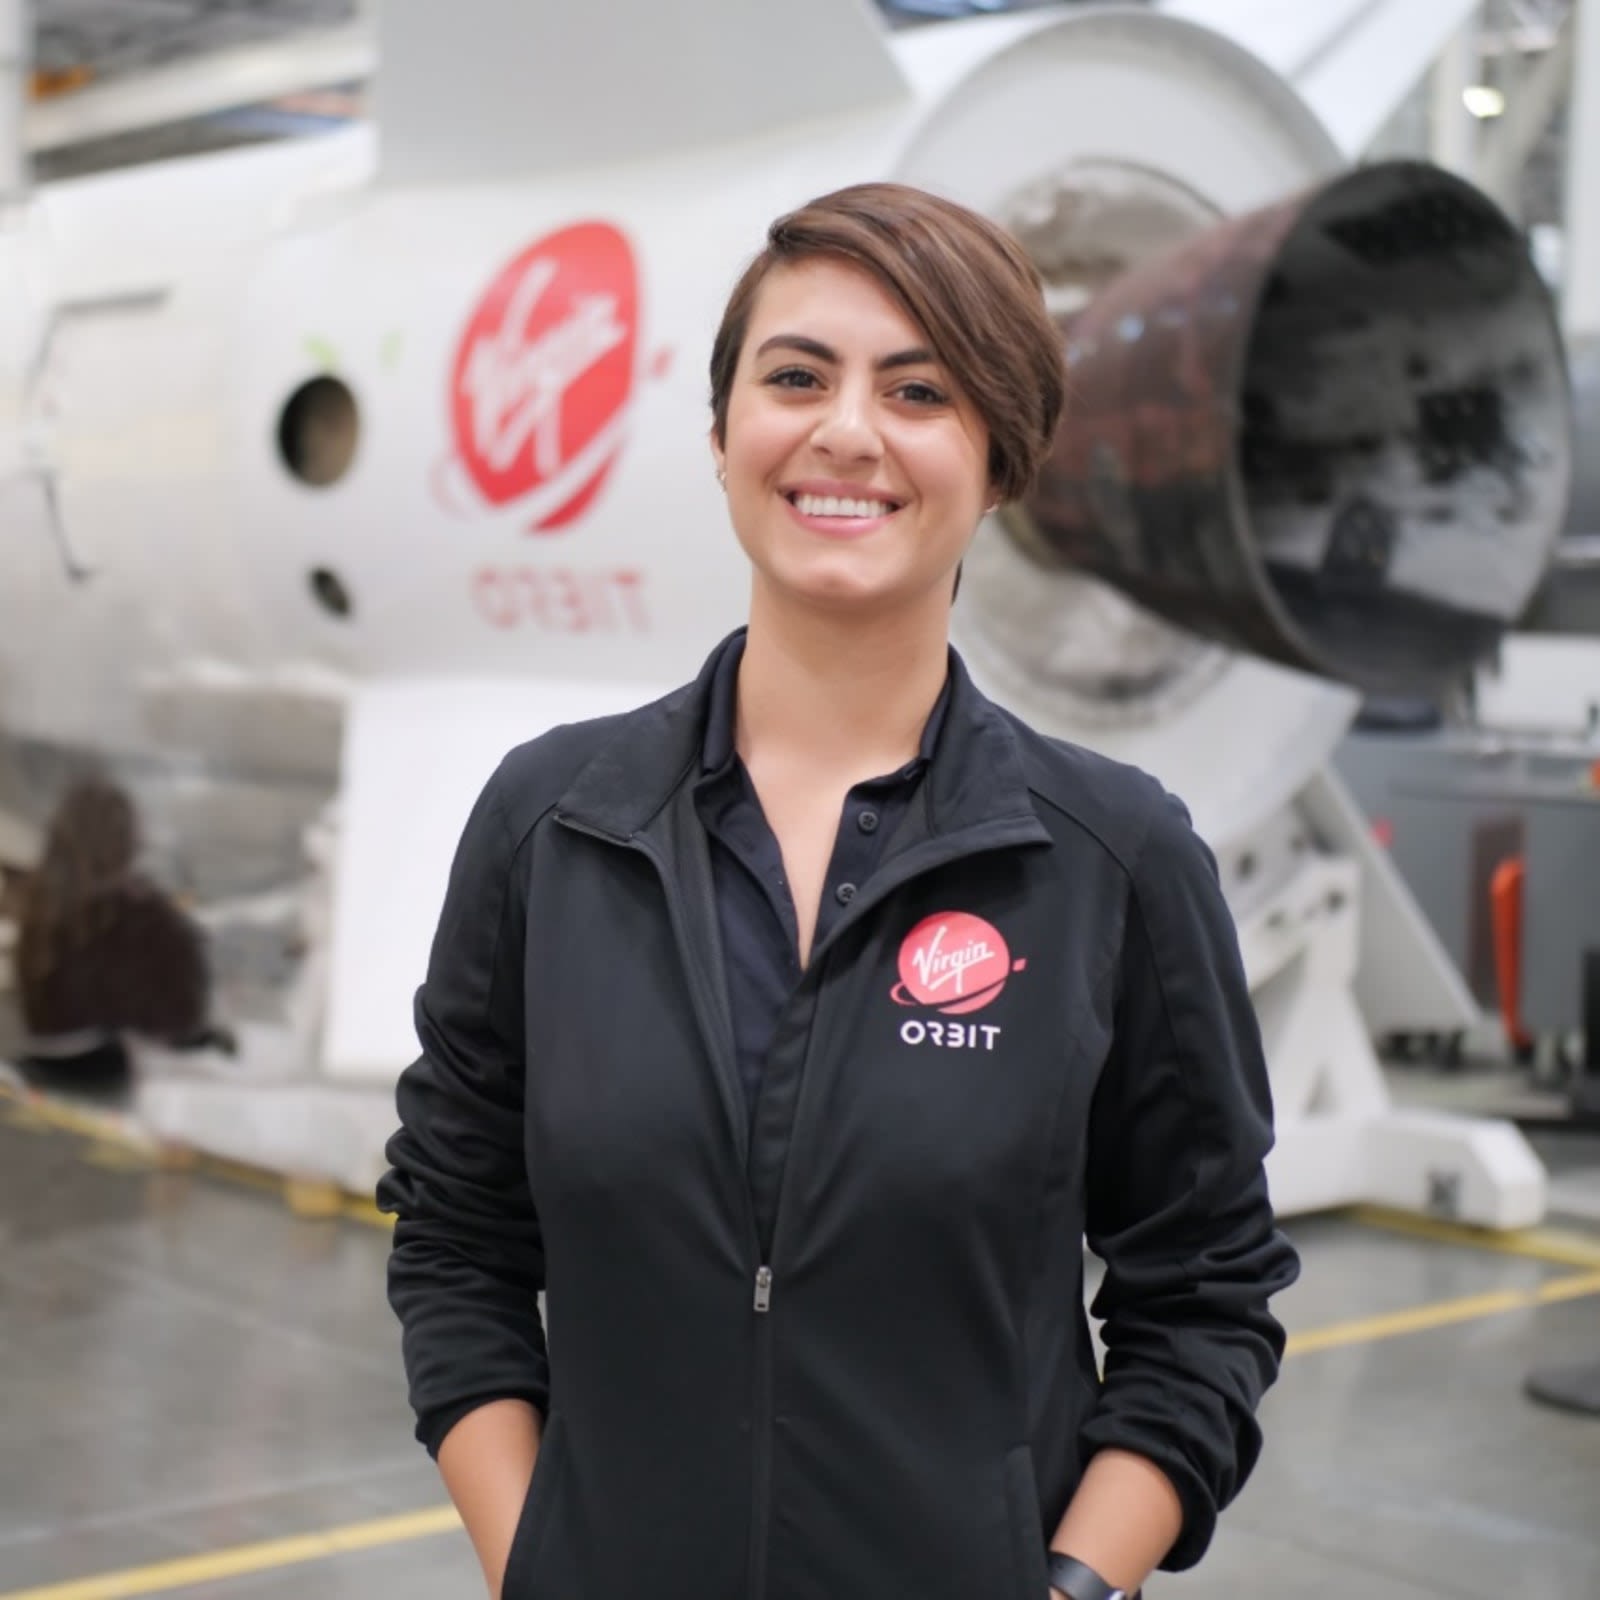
[0,1507,463,1600]
[0,1083,394,1227]
[190,1154,288,1199]
[1347,1205,1600,1270]
[0,1088,153,1153]
[1286,1268,1600,1355]
[342,1195,396,1230]
[1535,1269,1600,1305]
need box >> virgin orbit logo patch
[449,221,639,533]
[892,913,1026,1016]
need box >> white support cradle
[1246,802,1545,1229]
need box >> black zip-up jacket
[379,634,1299,1599]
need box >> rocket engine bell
[1019,161,1573,695]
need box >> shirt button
[835,882,857,905]
[857,809,880,834]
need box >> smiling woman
[716,255,993,614]
[380,181,1300,1600]
[707,185,1063,623]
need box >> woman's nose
[811,383,882,460]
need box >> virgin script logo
[892,912,1026,1017]
[449,221,639,533]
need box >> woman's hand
[433,1399,543,1598]
[1046,1448,1178,1595]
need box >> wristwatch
[1046,1552,1135,1600]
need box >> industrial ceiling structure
[34,0,355,81]
[19,0,1586,202]
[27,0,364,178]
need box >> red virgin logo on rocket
[892,912,1026,1016]
[448,221,639,533]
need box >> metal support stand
[1525,1362,1600,1417]
[1520,949,1600,1131]
[1572,948,1600,1118]
[1520,955,1600,1419]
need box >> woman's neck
[735,582,951,781]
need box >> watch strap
[1045,1551,1132,1600]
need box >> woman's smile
[780,477,906,539]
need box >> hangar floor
[2,1091,1599,1600]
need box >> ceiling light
[1464,85,1508,118]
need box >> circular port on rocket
[278,375,360,489]
[1021,160,1572,693]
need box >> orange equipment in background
[1490,856,1533,1056]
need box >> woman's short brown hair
[709,182,1065,505]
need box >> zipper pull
[753,1265,773,1313]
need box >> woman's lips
[780,489,901,539]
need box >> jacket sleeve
[1078,788,1300,1570]
[376,761,550,1457]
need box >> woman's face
[714,257,991,616]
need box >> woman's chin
[760,552,911,612]
[785,573,903,614]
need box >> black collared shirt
[693,635,949,1131]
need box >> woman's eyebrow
[754,334,937,372]
[755,334,836,363]
[877,347,937,372]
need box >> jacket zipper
[556,810,778,1598]
[749,1263,776,1599]
[743,942,834,1600]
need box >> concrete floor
[2,1099,1599,1599]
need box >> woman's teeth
[791,493,895,519]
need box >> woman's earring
[716,467,727,490]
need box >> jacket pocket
[1003,1444,1051,1600]
[501,1411,568,1599]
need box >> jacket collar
[557,627,1046,846]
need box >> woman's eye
[765,367,819,390]
[897,380,947,406]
